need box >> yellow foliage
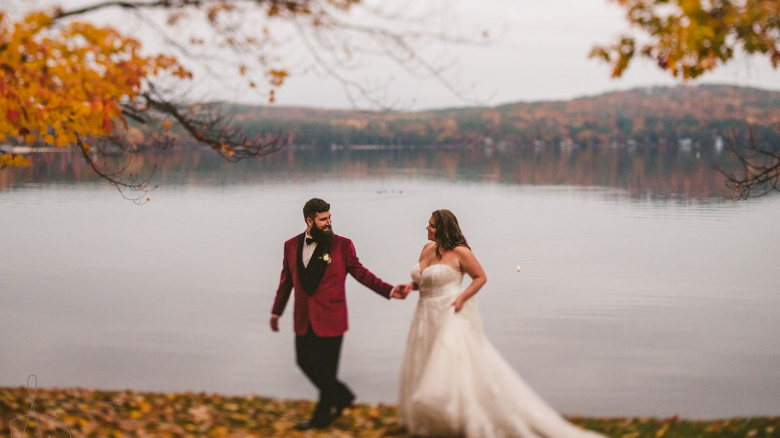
[0,11,191,156]
[593,0,780,79]
[208,425,228,437]
[56,134,69,148]
[0,153,30,168]
[267,69,288,87]
[138,401,152,413]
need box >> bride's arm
[452,246,487,312]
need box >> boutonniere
[319,253,332,264]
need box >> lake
[1,147,779,419]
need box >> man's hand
[270,314,280,332]
[391,283,411,299]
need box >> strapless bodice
[411,263,464,299]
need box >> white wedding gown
[398,263,606,438]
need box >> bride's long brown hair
[432,209,470,259]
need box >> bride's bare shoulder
[452,245,473,255]
[419,241,436,259]
[453,245,476,261]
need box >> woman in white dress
[397,209,607,438]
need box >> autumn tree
[591,0,780,198]
[0,0,484,200]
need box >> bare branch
[717,125,780,200]
[75,133,157,205]
[141,85,287,162]
[54,0,185,19]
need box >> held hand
[270,314,280,332]
[452,296,466,313]
[390,284,408,299]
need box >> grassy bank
[1,387,777,437]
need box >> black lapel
[300,239,331,295]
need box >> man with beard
[270,198,409,430]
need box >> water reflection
[0,145,740,200]
[1,149,779,418]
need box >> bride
[397,209,606,438]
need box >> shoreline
[1,387,778,437]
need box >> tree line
[224,85,780,150]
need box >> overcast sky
[17,0,780,110]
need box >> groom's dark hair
[303,198,330,221]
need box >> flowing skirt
[398,294,605,438]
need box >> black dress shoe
[294,420,326,431]
[295,409,337,431]
[331,394,356,418]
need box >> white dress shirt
[302,231,318,268]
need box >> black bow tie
[306,237,316,245]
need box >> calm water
[1,149,779,418]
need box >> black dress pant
[295,327,355,424]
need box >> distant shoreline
[5,84,778,155]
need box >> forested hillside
[223,84,780,150]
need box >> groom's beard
[310,223,334,244]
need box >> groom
[270,198,408,430]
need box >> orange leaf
[56,134,70,148]
[7,109,20,125]
[12,154,28,167]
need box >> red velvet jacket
[271,233,393,337]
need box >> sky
[13,0,780,110]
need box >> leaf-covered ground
[1,386,778,438]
